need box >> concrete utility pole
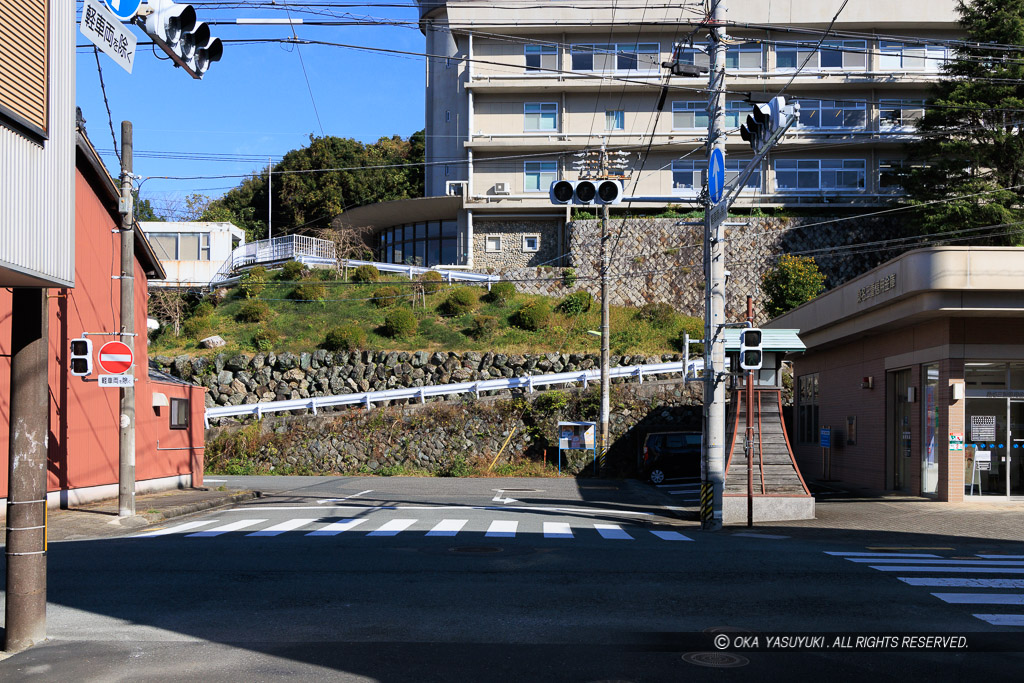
[119,121,136,518]
[599,199,611,472]
[746,295,754,528]
[5,288,49,652]
[703,0,728,531]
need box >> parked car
[639,431,702,484]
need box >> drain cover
[681,652,749,668]
[449,546,503,554]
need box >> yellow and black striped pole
[700,482,714,526]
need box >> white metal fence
[205,359,702,427]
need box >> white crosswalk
[136,515,694,543]
[827,551,1024,627]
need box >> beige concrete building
[768,247,1024,502]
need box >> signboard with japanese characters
[81,0,136,74]
[970,415,997,442]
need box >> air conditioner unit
[493,181,511,195]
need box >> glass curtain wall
[379,220,461,267]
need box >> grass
[150,269,694,358]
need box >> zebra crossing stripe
[825,552,940,558]
[650,530,693,542]
[870,566,1024,573]
[136,520,218,537]
[594,524,633,540]
[932,593,1024,605]
[426,519,468,537]
[306,518,367,536]
[367,519,417,537]
[485,520,518,538]
[846,558,1024,565]
[186,519,266,537]
[977,555,1024,559]
[899,578,1024,588]
[973,614,1024,626]
[543,522,573,539]
[247,518,318,537]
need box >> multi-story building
[340,0,962,269]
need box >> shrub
[557,291,592,315]
[236,299,271,323]
[279,260,306,281]
[510,301,551,331]
[383,308,417,338]
[252,326,279,352]
[291,281,328,302]
[239,266,267,298]
[485,281,516,304]
[468,315,499,339]
[635,302,677,329]
[437,453,473,477]
[670,315,705,354]
[439,286,478,317]
[561,268,577,287]
[323,325,366,352]
[351,264,380,283]
[532,390,569,414]
[762,254,827,318]
[372,286,401,308]
[181,317,208,339]
[316,268,337,281]
[418,270,445,295]
[191,301,215,319]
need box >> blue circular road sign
[708,148,725,204]
[103,0,142,21]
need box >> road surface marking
[317,490,373,504]
[186,519,266,537]
[492,490,519,504]
[733,533,789,539]
[899,578,1024,588]
[306,519,367,536]
[485,520,518,538]
[826,552,940,558]
[247,518,318,537]
[867,547,952,551]
[650,531,693,542]
[847,558,1024,565]
[869,566,1024,574]
[931,593,1024,605]
[977,555,1024,559]
[594,524,633,540]
[367,519,417,536]
[135,520,218,537]
[426,519,468,537]
[972,614,1024,626]
[220,505,652,517]
[543,522,573,539]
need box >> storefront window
[922,364,939,494]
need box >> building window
[571,43,659,72]
[525,44,557,71]
[524,161,557,192]
[485,235,502,252]
[879,42,947,71]
[0,0,48,138]
[797,373,819,444]
[725,42,763,70]
[616,43,660,71]
[523,235,540,252]
[673,158,759,194]
[674,44,710,70]
[170,398,189,430]
[524,102,558,131]
[672,101,747,130]
[774,159,866,192]
[879,99,925,130]
[605,110,625,131]
[776,40,867,71]
[878,159,928,193]
[726,159,760,192]
[795,100,867,129]
[148,233,211,261]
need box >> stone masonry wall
[471,219,561,271]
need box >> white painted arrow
[317,489,373,504]
[492,490,518,505]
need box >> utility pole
[599,198,611,473]
[5,289,49,652]
[118,121,136,518]
[746,295,754,528]
[703,0,728,531]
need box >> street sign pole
[118,122,136,518]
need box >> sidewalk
[42,486,258,543]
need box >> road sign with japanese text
[81,0,136,74]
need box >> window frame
[795,99,868,130]
[169,398,190,430]
[525,44,558,72]
[879,99,925,130]
[776,40,867,72]
[522,235,540,252]
[879,42,947,72]
[796,373,820,444]
[774,159,867,193]
[485,235,503,253]
[523,160,557,193]
[524,102,558,132]
[605,110,625,131]
[570,42,660,73]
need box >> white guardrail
[204,359,703,427]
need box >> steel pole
[118,121,136,517]
[599,201,611,473]
[746,295,754,528]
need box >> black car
[639,431,702,484]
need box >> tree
[902,0,1024,245]
[135,194,162,222]
[148,290,190,337]
[761,255,826,318]
[318,225,373,276]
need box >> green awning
[723,328,804,352]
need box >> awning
[152,392,169,408]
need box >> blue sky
[76,1,427,218]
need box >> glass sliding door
[1010,402,1024,497]
[921,364,939,495]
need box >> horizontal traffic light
[738,96,798,153]
[140,0,222,79]
[549,179,623,205]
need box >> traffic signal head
[70,338,93,377]
[739,97,794,152]
[548,179,623,205]
[141,1,222,79]
[739,328,763,371]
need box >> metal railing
[204,359,703,427]
[213,235,337,282]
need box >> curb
[144,490,261,524]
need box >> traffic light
[70,338,93,377]
[140,0,223,79]
[549,179,623,205]
[739,328,763,371]
[739,96,797,153]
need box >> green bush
[239,266,267,298]
[191,301,215,319]
[323,325,366,352]
[510,301,551,331]
[532,390,569,414]
[561,268,577,288]
[557,291,592,315]
[418,270,445,295]
[316,268,337,281]
[372,286,402,308]
[351,264,380,283]
[279,260,306,281]
[635,302,677,329]
[486,281,516,304]
[468,315,499,339]
[236,299,271,323]
[252,326,278,352]
[291,281,328,302]
[762,254,827,318]
[383,308,418,338]
[181,317,209,339]
[437,453,473,477]
[670,315,705,354]
[439,286,478,316]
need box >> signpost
[80,0,137,74]
[708,148,725,204]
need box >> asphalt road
[2,476,1022,681]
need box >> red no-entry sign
[97,340,133,374]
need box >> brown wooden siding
[0,0,48,135]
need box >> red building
[0,125,206,508]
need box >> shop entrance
[891,369,912,491]
[1011,402,1024,497]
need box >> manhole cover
[681,652,749,668]
[449,546,504,554]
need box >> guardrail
[340,259,501,289]
[204,359,702,427]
